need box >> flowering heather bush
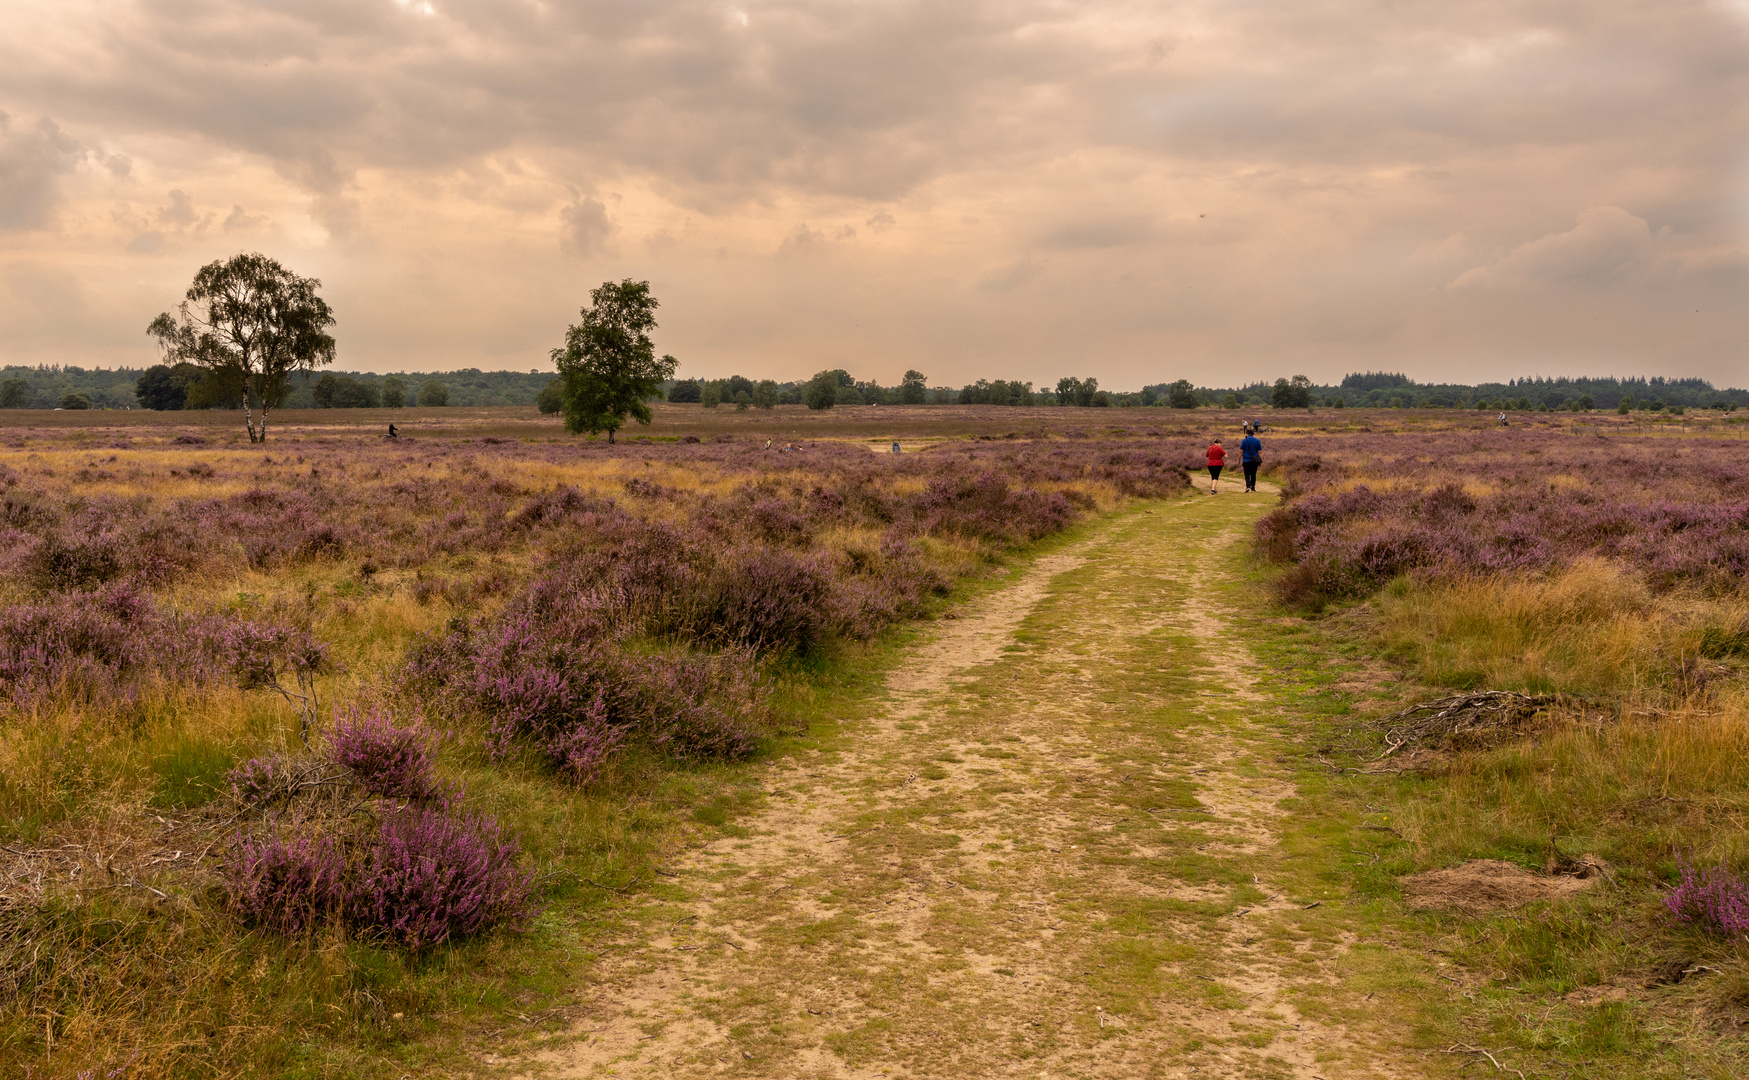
[915,471,1086,543]
[0,577,332,717]
[1664,860,1749,935]
[327,707,442,802]
[221,808,539,947]
[347,807,541,949]
[409,606,770,772]
[541,695,624,785]
[1256,428,1749,604]
[223,833,346,936]
[701,546,837,651]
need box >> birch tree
[147,252,336,443]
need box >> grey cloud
[0,113,82,230]
[0,1,1746,384]
[776,223,828,257]
[223,204,266,232]
[116,190,217,252]
[0,261,89,342]
[126,230,166,255]
[560,196,614,256]
[1040,216,1152,250]
[7,1,1745,218]
[978,258,1040,291]
[160,189,196,226]
[1451,207,1656,289]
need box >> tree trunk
[243,371,262,442]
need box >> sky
[1,0,1746,390]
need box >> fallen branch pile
[1373,691,1569,759]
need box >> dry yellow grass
[1377,558,1748,698]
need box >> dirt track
[518,481,1403,1078]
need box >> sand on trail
[516,478,1404,1079]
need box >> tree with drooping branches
[147,252,336,443]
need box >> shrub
[327,707,441,802]
[348,808,540,949]
[701,547,835,652]
[223,834,346,936]
[27,531,124,591]
[542,695,625,785]
[1665,860,1749,935]
[0,581,254,710]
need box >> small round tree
[417,379,449,407]
[551,280,677,443]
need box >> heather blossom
[1664,860,1749,936]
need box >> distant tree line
[0,364,552,410]
[657,369,1745,412]
[1150,373,1747,413]
[5,363,1744,414]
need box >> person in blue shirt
[1239,429,1263,492]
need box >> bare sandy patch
[1399,860,1599,916]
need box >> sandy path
[517,481,1402,1079]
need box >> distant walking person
[1205,439,1226,494]
[1240,428,1262,492]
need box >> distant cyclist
[1205,439,1226,494]
[1240,427,1262,492]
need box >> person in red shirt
[1205,440,1226,494]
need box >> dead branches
[1373,691,1570,759]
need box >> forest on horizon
[1,362,1743,414]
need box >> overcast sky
[2,0,1746,389]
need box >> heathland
[1,403,1746,1079]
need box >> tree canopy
[805,369,852,410]
[1271,375,1313,409]
[551,280,677,442]
[147,252,336,442]
[134,363,206,410]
